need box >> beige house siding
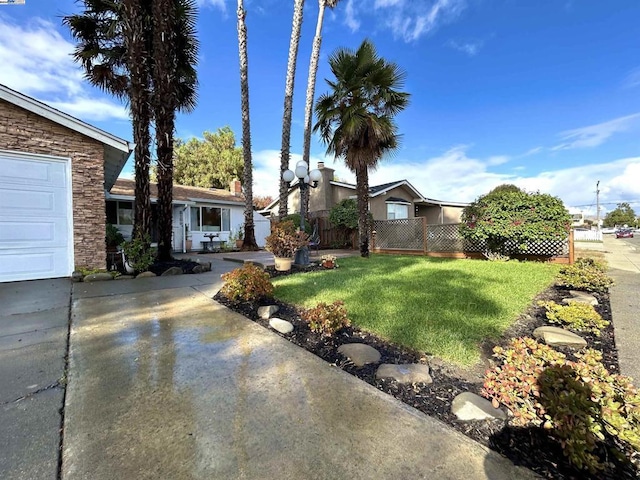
[0,99,106,270]
[370,185,416,220]
[416,204,465,224]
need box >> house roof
[0,83,133,190]
[108,178,245,205]
[385,196,412,204]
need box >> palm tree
[300,0,340,217]
[236,0,258,250]
[152,0,199,261]
[314,39,410,257]
[277,0,305,219]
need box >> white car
[601,227,616,234]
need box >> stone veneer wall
[0,99,106,270]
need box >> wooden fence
[371,218,574,264]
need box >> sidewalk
[174,248,356,267]
[63,268,535,480]
[602,236,640,382]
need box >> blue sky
[1,0,639,216]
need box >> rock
[258,305,279,319]
[161,266,183,276]
[71,271,84,282]
[191,265,205,274]
[562,290,598,306]
[115,275,135,280]
[451,392,507,421]
[337,343,381,367]
[269,318,294,334]
[533,326,587,348]
[199,261,211,272]
[136,271,156,278]
[83,273,113,282]
[375,364,433,384]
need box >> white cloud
[0,16,128,122]
[344,0,361,33]
[378,0,467,42]
[552,113,640,150]
[447,40,483,56]
[623,67,640,88]
[198,0,226,13]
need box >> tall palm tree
[152,0,199,260]
[300,0,340,217]
[314,39,410,257]
[236,0,258,250]
[277,0,305,219]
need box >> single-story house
[108,178,271,251]
[0,83,133,283]
[264,161,467,224]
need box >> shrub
[105,223,125,248]
[301,301,350,336]
[120,234,155,274]
[265,220,309,258]
[556,258,614,293]
[220,263,274,302]
[538,300,609,336]
[483,338,640,472]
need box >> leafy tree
[236,0,258,250]
[459,185,571,255]
[603,202,636,228]
[153,128,243,188]
[253,195,274,210]
[329,198,358,246]
[314,39,410,257]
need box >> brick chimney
[318,161,325,169]
[229,179,242,196]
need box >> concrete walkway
[174,248,356,267]
[603,236,640,382]
[62,262,534,479]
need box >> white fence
[573,230,603,242]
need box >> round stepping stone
[83,273,113,282]
[258,305,279,319]
[451,392,507,421]
[136,271,156,278]
[562,290,598,306]
[533,326,587,348]
[375,364,433,384]
[269,318,294,334]
[337,343,381,367]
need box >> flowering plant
[321,254,336,262]
[265,220,309,258]
[321,254,337,268]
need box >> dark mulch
[148,258,200,276]
[214,265,637,480]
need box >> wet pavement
[62,260,535,480]
[174,248,356,268]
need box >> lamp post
[282,161,322,265]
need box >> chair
[309,222,320,255]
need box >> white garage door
[0,151,73,282]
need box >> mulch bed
[148,259,200,276]
[214,265,637,480]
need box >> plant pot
[185,239,192,251]
[322,260,334,269]
[122,253,135,274]
[274,256,293,271]
[236,239,244,249]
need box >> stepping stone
[337,343,381,367]
[136,271,156,278]
[451,392,507,421]
[533,326,587,348]
[269,318,293,334]
[161,266,183,276]
[83,273,113,282]
[115,275,135,280]
[375,364,433,384]
[258,305,279,319]
[191,265,206,274]
[562,290,598,306]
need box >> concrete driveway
[0,278,70,480]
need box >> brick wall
[0,99,106,270]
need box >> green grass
[273,255,560,366]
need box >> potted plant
[235,225,244,249]
[121,234,156,275]
[185,224,192,252]
[265,220,309,271]
[321,254,337,269]
[106,223,125,251]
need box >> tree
[603,202,636,228]
[155,128,243,188]
[329,198,359,246]
[236,0,258,250]
[314,39,410,257]
[152,0,199,260]
[278,0,305,219]
[459,185,571,256]
[254,195,274,210]
[300,0,340,217]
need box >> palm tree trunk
[153,0,178,261]
[278,0,304,219]
[123,0,152,243]
[237,0,258,250]
[355,164,370,257]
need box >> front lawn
[273,255,560,365]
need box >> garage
[0,151,73,282]
[0,83,133,282]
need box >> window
[190,206,230,232]
[106,201,133,225]
[387,202,409,220]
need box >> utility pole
[596,180,600,229]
